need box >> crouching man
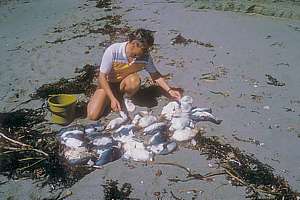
[87,28,182,120]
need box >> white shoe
[124,98,135,112]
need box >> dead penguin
[148,141,177,155]
[145,131,168,146]
[61,138,84,148]
[191,107,212,114]
[138,115,157,128]
[169,115,191,131]
[132,113,142,125]
[180,96,193,113]
[64,147,92,165]
[191,111,222,124]
[122,139,154,161]
[114,124,135,135]
[171,127,197,142]
[106,111,128,130]
[143,122,166,135]
[95,146,122,166]
[85,122,104,134]
[180,96,193,105]
[161,101,180,120]
[92,137,114,147]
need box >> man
[87,28,182,120]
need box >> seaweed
[0,108,46,129]
[193,133,299,199]
[89,24,131,41]
[171,34,214,47]
[102,179,136,200]
[95,15,122,25]
[0,106,90,188]
[95,0,112,9]
[0,128,92,189]
[265,74,285,87]
[32,64,98,99]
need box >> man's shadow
[131,85,162,108]
[131,85,183,108]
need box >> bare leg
[120,73,141,97]
[87,88,108,120]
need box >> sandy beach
[1,0,300,199]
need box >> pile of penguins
[58,96,222,167]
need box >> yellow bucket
[48,94,77,125]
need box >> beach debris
[0,108,46,129]
[193,133,299,199]
[155,169,162,177]
[200,66,227,81]
[232,134,264,147]
[102,179,133,200]
[209,90,230,97]
[171,34,214,47]
[95,0,112,9]
[288,24,300,32]
[276,62,290,67]
[250,94,263,103]
[95,15,122,25]
[265,74,285,86]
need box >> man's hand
[110,97,121,112]
[168,89,182,101]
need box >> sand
[1,0,300,199]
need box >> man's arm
[145,55,182,100]
[99,72,121,111]
[150,72,182,100]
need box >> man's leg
[87,88,108,120]
[120,73,141,96]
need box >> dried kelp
[265,74,285,87]
[102,179,135,200]
[0,106,89,188]
[193,134,299,199]
[171,34,214,47]
[32,64,98,99]
[89,24,131,41]
[199,66,228,81]
[0,108,46,129]
[0,129,92,189]
[95,15,122,25]
[95,0,112,9]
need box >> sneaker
[124,97,135,112]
